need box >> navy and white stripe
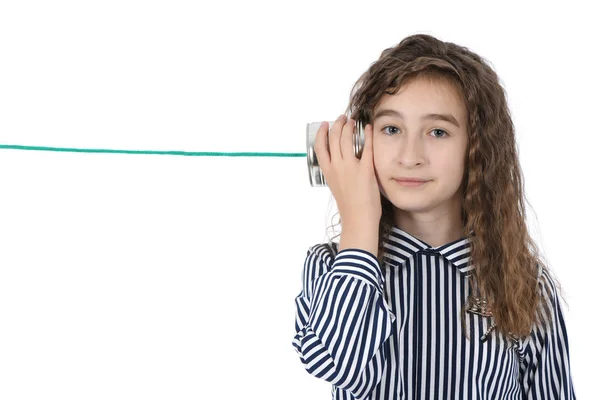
[292,226,575,399]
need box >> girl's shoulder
[532,263,567,330]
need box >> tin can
[306,119,366,187]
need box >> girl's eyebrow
[373,109,461,128]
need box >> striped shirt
[292,226,575,399]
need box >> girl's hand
[314,114,382,229]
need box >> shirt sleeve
[291,243,396,400]
[519,267,576,399]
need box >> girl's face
[372,76,469,220]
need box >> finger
[329,114,347,164]
[314,121,330,169]
[341,117,355,161]
[362,124,374,168]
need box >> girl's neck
[394,208,464,248]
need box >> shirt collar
[382,225,475,276]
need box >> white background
[0,0,596,398]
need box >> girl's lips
[395,179,429,187]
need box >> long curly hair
[325,33,564,339]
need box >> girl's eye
[381,126,449,138]
[430,128,448,138]
[382,126,400,135]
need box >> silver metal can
[306,119,366,187]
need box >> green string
[0,144,307,157]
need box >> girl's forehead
[373,79,467,121]
[385,77,463,102]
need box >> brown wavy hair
[324,33,565,339]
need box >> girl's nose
[397,136,425,166]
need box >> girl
[292,34,575,399]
